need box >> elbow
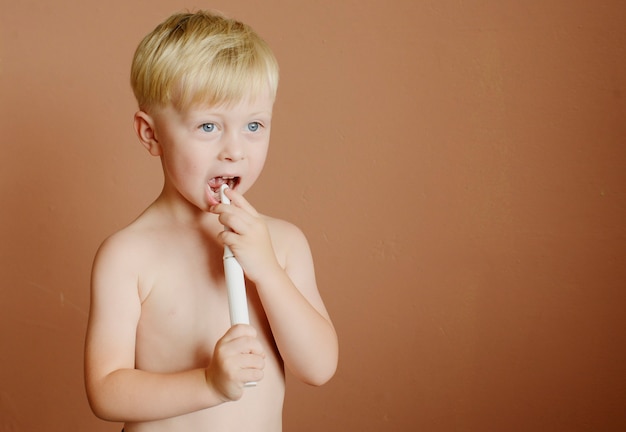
[303,368,336,387]
[85,378,125,422]
[299,345,339,387]
[86,395,110,421]
[86,390,119,422]
[302,361,338,386]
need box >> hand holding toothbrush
[214,185,282,285]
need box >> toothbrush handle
[223,248,256,387]
[220,185,256,386]
[223,246,250,325]
[219,185,250,326]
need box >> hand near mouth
[211,188,281,284]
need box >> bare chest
[134,241,257,371]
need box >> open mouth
[208,176,240,202]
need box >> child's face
[149,88,274,212]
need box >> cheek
[251,147,268,173]
[240,147,268,191]
[163,150,203,183]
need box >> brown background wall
[1,1,625,431]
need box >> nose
[219,131,244,162]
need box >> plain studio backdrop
[1,1,625,431]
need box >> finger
[242,367,264,384]
[230,336,265,358]
[224,188,259,216]
[245,339,266,357]
[217,210,243,235]
[212,201,251,236]
[221,324,257,342]
[244,352,266,370]
[221,326,265,357]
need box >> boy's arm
[84,235,261,422]
[256,222,339,385]
[214,191,338,385]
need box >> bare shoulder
[91,209,166,298]
[261,214,320,293]
[263,215,306,240]
[94,215,157,268]
[262,215,311,260]
[96,201,176,255]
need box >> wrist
[250,260,286,288]
[203,368,230,405]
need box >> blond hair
[130,11,279,111]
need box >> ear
[134,110,162,156]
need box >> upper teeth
[210,177,236,192]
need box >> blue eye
[201,123,215,132]
[247,122,261,132]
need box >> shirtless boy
[84,10,338,432]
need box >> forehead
[156,86,275,121]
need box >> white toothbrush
[219,184,256,387]
[219,184,250,326]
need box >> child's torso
[126,220,285,432]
